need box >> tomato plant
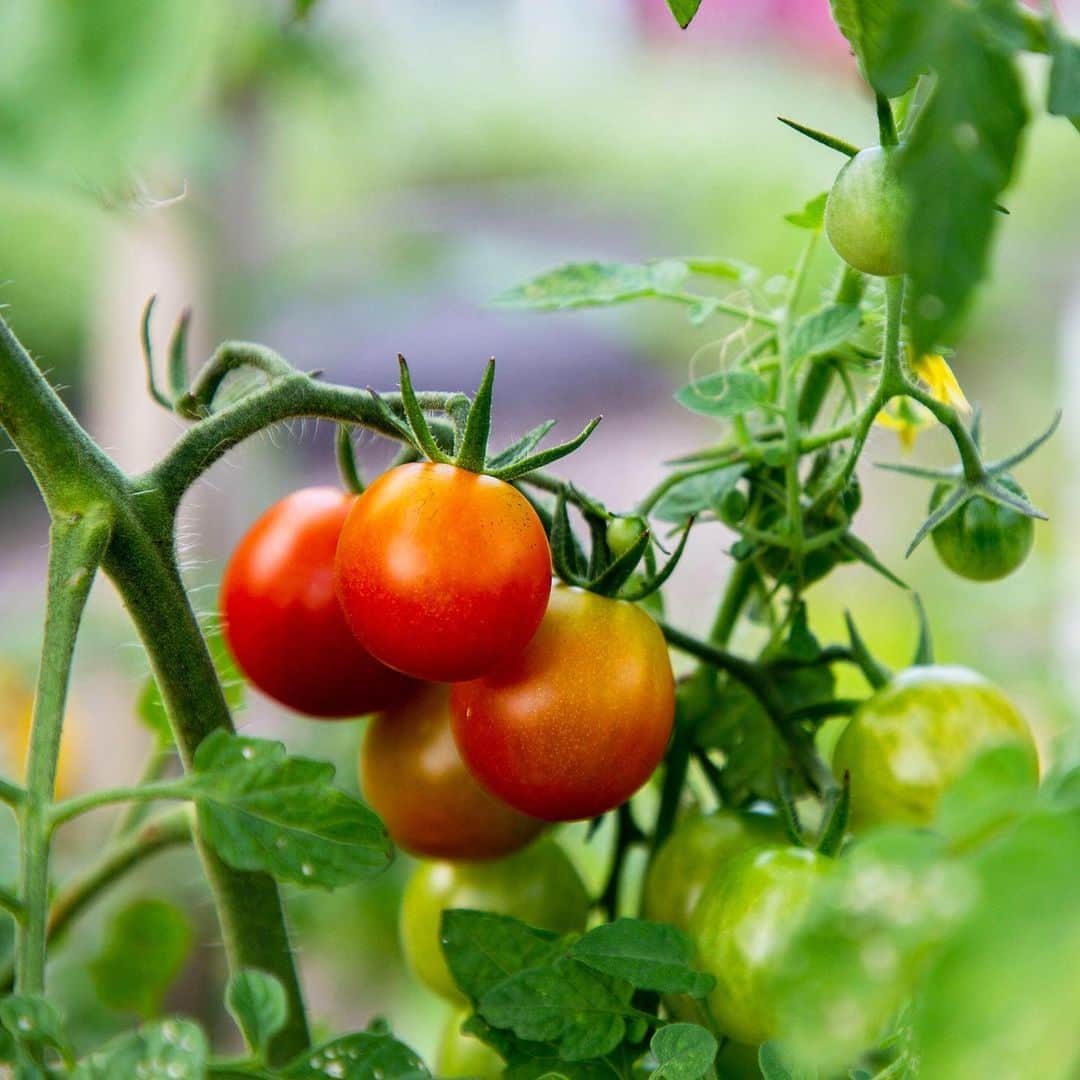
[221,486,417,718]
[361,682,544,860]
[0,0,1078,1077]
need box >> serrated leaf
[674,371,768,418]
[569,919,714,997]
[226,970,288,1059]
[789,304,861,361]
[652,466,745,524]
[784,192,829,231]
[759,1040,818,1080]
[190,731,392,889]
[0,995,70,1060]
[478,957,631,1062]
[89,899,192,1019]
[281,1031,430,1080]
[73,1019,207,1080]
[492,260,689,311]
[651,1024,717,1080]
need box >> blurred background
[0,0,1078,1062]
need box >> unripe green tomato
[716,1040,766,1080]
[437,1009,503,1077]
[929,476,1034,582]
[825,146,910,277]
[399,841,589,1003]
[606,515,648,559]
[833,665,1039,829]
[643,809,784,933]
[691,846,829,1046]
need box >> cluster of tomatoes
[221,462,675,842]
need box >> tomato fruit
[335,462,552,682]
[833,664,1039,828]
[400,841,589,1002]
[929,476,1034,582]
[437,1009,503,1077]
[825,146,909,277]
[361,682,544,860]
[643,809,784,933]
[451,584,675,821]
[221,487,416,718]
[691,846,829,1046]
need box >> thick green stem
[17,506,113,992]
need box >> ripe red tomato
[221,487,416,718]
[451,585,675,822]
[335,463,552,682]
[361,682,544,860]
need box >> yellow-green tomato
[644,809,784,932]
[400,841,590,1003]
[437,1009,503,1077]
[691,846,829,1046]
[833,665,1039,829]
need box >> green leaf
[651,1023,717,1080]
[0,995,70,1062]
[478,957,631,1062]
[759,1040,818,1080]
[789,304,861,361]
[674,371,768,419]
[73,1019,207,1080]
[666,0,704,30]
[897,8,1028,356]
[784,192,829,231]
[652,466,745,524]
[492,260,689,311]
[934,744,1039,846]
[226,970,288,1060]
[682,255,758,282]
[441,910,565,1004]
[281,1030,430,1080]
[828,0,932,96]
[1048,28,1080,122]
[88,899,192,1019]
[569,918,714,997]
[190,731,392,889]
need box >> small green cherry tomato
[643,809,784,933]
[399,842,589,1003]
[825,146,910,277]
[692,846,829,1047]
[606,515,647,559]
[833,665,1039,828]
[929,476,1034,582]
[437,1009,503,1077]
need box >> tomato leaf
[88,899,192,1019]
[0,994,71,1064]
[280,1030,429,1080]
[568,918,714,997]
[784,192,829,231]
[477,956,632,1062]
[674,371,769,419]
[226,969,288,1061]
[73,1019,207,1080]
[492,260,690,311]
[1048,25,1080,125]
[758,1040,819,1080]
[666,0,704,30]
[189,731,393,889]
[441,910,565,1003]
[789,304,861,361]
[652,466,745,524]
[650,1023,717,1080]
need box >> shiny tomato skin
[335,463,552,682]
[400,842,590,1003]
[451,585,675,822]
[691,846,829,1046]
[221,487,416,718]
[361,682,544,860]
[437,1009,503,1077]
[833,665,1039,828]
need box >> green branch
[49,781,186,831]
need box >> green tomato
[606,515,648,560]
[437,1009,503,1077]
[833,665,1039,829]
[644,809,784,933]
[825,146,910,277]
[930,475,1034,582]
[691,846,829,1046]
[400,841,590,1003]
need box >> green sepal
[488,419,557,471]
[773,768,805,847]
[619,521,695,603]
[551,491,589,586]
[335,424,364,495]
[139,295,172,410]
[455,358,496,472]
[167,306,192,402]
[777,116,859,157]
[843,611,890,691]
[490,417,602,481]
[910,593,934,666]
[816,771,851,857]
[586,528,651,597]
[397,356,451,463]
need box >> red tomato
[221,487,416,718]
[450,585,675,821]
[361,682,545,860]
[335,463,552,682]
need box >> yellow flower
[876,397,933,452]
[876,352,970,451]
[912,352,971,415]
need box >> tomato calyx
[368,354,601,480]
